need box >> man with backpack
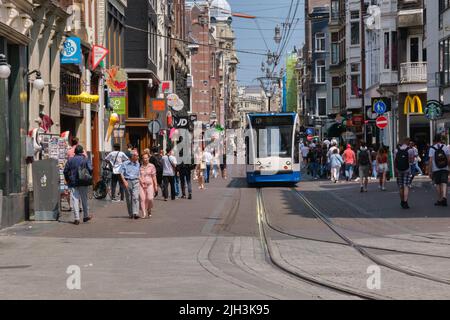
[428,134,450,207]
[161,148,178,201]
[357,142,371,192]
[105,143,129,202]
[64,145,93,225]
[149,146,163,196]
[394,138,415,209]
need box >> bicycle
[93,161,112,199]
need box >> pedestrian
[357,142,371,192]
[411,142,423,176]
[105,143,129,202]
[139,153,157,218]
[371,147,378,180]
[307,146,319,180]
[301,143,310,170]
[178,161,194,199]
[342,144,356,182]
[330,149,344,183]
[161,148,177,201]
[120,149,141,219]
[422,143,430,175]
[197,148,206,189]
[149,146,163,196]
[376,146,389,191]
[63,145,93,225]
[203,148,213,183]
[394,138,415,209]
[220,152,227,179]
[66,137,87,159]
[125,143,134,158]
[428,134,450,207]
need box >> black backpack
[77,160,93,186]
[150,154,163,175]
[358,149,370,166]
[432,145,448,169]
[395,147,410,171]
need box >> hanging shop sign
[150,98,167,112]
[404,95,423,114]
[66,92,99,104]
[106,66,128,92]
[91,45,109,70]
[371,97,391,113]
[174,116,189,129]
[61,37,82,64]
[161,81,173,94]
[109,91,126,115]
[425,100,443,120]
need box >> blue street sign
[61,37,82,64]
[306,128,314,135]
[374,100,387,114]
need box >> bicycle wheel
[93,181,107,199]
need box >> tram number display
[251,116,294,127]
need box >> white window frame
[315,32,326,53]
[407,35,423,63]
[315,60,326,84]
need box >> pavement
[1,167,450,299]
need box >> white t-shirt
[105,151,129,174]
[301,146,310,158]
[428,143,450,172]
[203,151,213,164]
[162,155,177,176]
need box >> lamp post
[0,54,11,194]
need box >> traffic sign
[307,135,313,142]
[374,100,387,114]
[366,106,378,120]
[425,100,443,120]
[91,45,109,70]
[376,116,388,129]
[148,120,161,134]
[306,128,314,135]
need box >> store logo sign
[404,95,423,115]
[61,37,82,64]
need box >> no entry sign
[376,116,388,129]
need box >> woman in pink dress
[139,153,158,218]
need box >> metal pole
[1,77,10,195]
[361,0,367,143]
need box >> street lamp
[0,54,11,79]
[28,70,45,90]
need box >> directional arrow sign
[376,116,388,129]
[92,45,109,70]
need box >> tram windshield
[250,116,294,158]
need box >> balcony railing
[400,62,427,83]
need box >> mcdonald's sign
[404,95,423,114]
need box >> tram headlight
[286,161,291,166]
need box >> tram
[246,113,301,185]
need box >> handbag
[77,160,93,186]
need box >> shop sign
[106,66,128,92]
[425,100,443,120]
[92,45,109,70]
[404,95,423,114]
[67,92,99,104]
[109,91,126,115]
[61,37,82,64]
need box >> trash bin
[32,159,60,221]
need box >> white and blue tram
[246,113,301,185]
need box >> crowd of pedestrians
[63,138,227,225]
[300,134,450,209]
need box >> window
[331,0,340,20]
[331,32,340,65]
[350,63,360,97]
[128,82,146,118]
[409,37,420,62]
[318,98,327,116]
[440,37,450,86]
[332,87,340,108]
[391,32,398,71]
[351,22,360,45]
[315,32,325,52]
[384,32,390,69]
[350,10,360,46]
[315,60,326,83]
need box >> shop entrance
[126,126,151,155]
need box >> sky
[228,0,306,87]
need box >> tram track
[285,188,450,286]
[256,188,389,300]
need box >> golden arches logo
[404,95,423,114]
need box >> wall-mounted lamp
[26,70,45,90]
[0,54,11,79]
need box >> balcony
[400,62,427,84]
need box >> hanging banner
[109,91,126,115]
[106,66,128,92]
[61,37,82,64]
[66,92,99,104]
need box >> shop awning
[66,92,99,104]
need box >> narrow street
[1,166,450,300]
